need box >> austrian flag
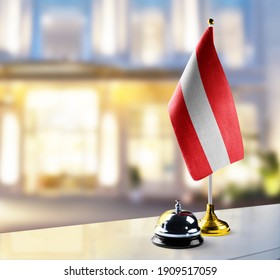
[168,26,244,181]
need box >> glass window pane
[24,89,99,193]
[127,104,175,185]
[99,112,119,187]
[0,112,20,185]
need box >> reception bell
[152,200,204,249]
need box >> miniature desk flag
[168,20,244,181]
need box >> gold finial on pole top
[208,18,214,26]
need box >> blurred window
[211,0,257,68]
[24,89,99,193]
[0,0,260,68]
[92,0,127,56]
[0,0,32,58]
[171,0,200,53]
[130,0,169,65]
[0,110,20,186]
[99,112,119,187]
[41,11,86,60]
[127,104,175,191]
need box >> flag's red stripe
[196,27,244,163]
[168,83,212,180]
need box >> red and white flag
[168,26,244,181]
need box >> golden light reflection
[142,106,159,137]
[0,78,277,203]
[24,88,99,192]
[128,105,175,184]
[0,227,87,259]
[99,112,119,187]
[0,112,20,185]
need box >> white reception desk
[0,204,279,260]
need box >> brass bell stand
[198,175,230,236]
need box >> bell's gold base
[198,204,230,236]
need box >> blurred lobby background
[0,0,280,232]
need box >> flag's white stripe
[180,52,230,171]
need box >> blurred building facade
[0,0,279,205]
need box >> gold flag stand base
[198,204,230,236]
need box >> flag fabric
[168,26,244,181]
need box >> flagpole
[208,174,212,204]
[207,18,214,206]
[198,18,231,236]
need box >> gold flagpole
[198,19,230,236]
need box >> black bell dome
[152,200,204,249]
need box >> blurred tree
[260,151,280,197]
